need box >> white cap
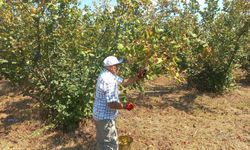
[103,56,123,67]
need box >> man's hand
[122,67,149,87]
[125,102,135,111]
[136,67,148,79]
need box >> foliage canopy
[0,0,249,129]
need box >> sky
[80,0,95,6]
[79,0,117,8]
[79,0,223,9]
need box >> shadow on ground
[160,92,216,114]
[237,77,250,87]
[0,97,39,135]
[0,80,14,96]
[129,84,216,114]
[41,129,96,150]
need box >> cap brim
[117,58,124,64]
[112,59,124,66]
[103,58,124,67]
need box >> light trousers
[95,119,118,150]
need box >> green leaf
[117,43,124,50]
[0,59,8,64]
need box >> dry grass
[0,76,249,150]
[117,76,250,150]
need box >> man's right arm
[108,101,134,111]
[108,102,125,110]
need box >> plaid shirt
[93,69,123,121]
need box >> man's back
[93,70,123,120]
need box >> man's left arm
[122,68,147,87]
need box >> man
[93,56,145,150]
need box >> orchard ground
[0,73,249,150]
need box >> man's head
[103,56,123,75]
